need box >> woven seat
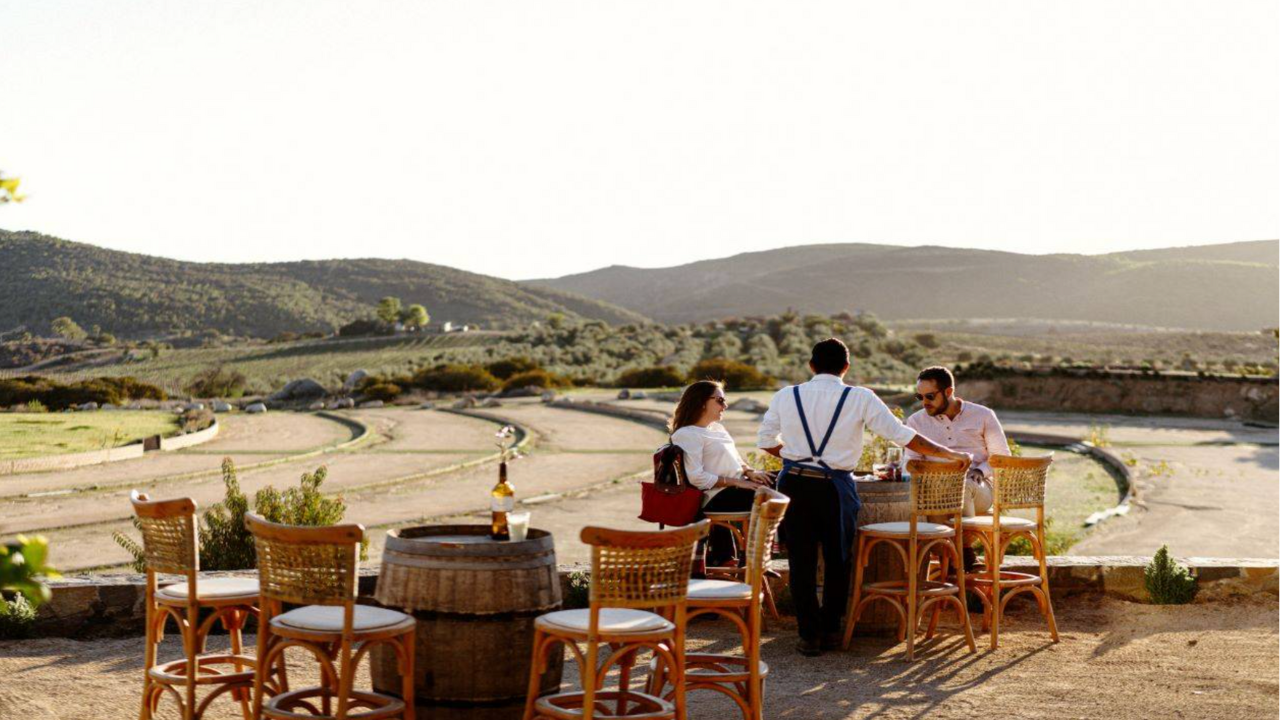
[962,454,1059,649]
[861,521,954,536]
[157,577,259,601]
[537,608,673,634]
[130,490,267,720]
[274,604,414,634]
[247,514,415,720]
[649,489,789,720]
[687,578,752,601]
[842,460,977,661]
[523,522,708,720]
[961,515,1034,529]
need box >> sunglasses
[915,391,943,402]
[712,396,728,406]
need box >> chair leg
[673,607,689,720]
[521,630,545,720]
[840,535,867,650]
[948,541,977,654]
[990,531,1002,651]
[905,539,918,662]
[139,599,158,720]
[183,604,198,720]
[615,648,635,716]
[401,630,416,720]
[925,550,947,640]
[1037,528,1060,643]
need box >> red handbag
[639,442,703,526]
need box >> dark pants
[779,476,849,641]
[700,487,757,566]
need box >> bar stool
[702,510,781,622]
[131,490,262,720]
[246,514,417,720]
[522,521,709,720]
[841,460,977,660]
[651,489,789,720]
[962,454,1059,650]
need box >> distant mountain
[0,230,648,338]
[527,241,1279,331]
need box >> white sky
[1,1,1277,280]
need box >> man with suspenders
[758,338,973,656]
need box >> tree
[376,296,402,325]
[401,303,430,330]
[50,316,87,340]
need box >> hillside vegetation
[0,230,647,338]
[528,240,1279,330]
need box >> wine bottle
[490,460,515,540]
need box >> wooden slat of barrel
[853,478,912,637]
[371,525,564,720]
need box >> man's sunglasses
[915,391,943,402]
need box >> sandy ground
[1,595,1273,720]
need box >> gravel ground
[1,595,1273,720]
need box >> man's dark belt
[786,465,852,480]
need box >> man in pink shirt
[904,366,1011,517]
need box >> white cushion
[962,515,1036,529]
[861,521,953,536]
[688,578,752,600]
[274,605,411,633]
[157,577,258,600]
[539,608,673,634]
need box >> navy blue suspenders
[792,384,852,471]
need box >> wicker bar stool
[131,490,262,720]
[522,521,709,720]
[650,489,789,720]
[840,460,977,661]
[701,510,781,622]
[246,514,416,720]
[962,454,1059,650]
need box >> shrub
[411,364,501,392]
[199,458,256,571]
[179,407,215,433]
[0,593,37,639]
[24,399,47,413]
[361,382,403,402]
[1,535,59,606]
[485,357,540,381]
[188,366,249,398]
[913,333,939,349]
[1144,545,1197,604]
[337,318,388,337]
[615,366,685,388]
[501,369,568,394]
[0,375,166,410]
[689,358,773,390]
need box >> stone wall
[960,370,1278,422]
[1,442,145,475]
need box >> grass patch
[0,411,180,460]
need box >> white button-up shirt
[757,374,917,471]
[671,422,746,506]
[905,399,1010,478]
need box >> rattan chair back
[990,454,1053,510]
[579,521,709,611]
[744,489,788,589]
[905,459,967,518]
[130,490,198,575]
[245,513,363,606]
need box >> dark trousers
[700,487,757,565]
[779,476,849,640]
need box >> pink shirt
[904,399,1010,477]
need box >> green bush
[689,357,774,390]
[0,375,166,410]
[411,364,501,392]
[199,458,256,571]
[485,357,540,381]
[1,535,59,606]
[24,399,47,413]
[1144,545,1197,604]
[0,593,37,639]
[615,366,685,388]
[188,366,249,398]
[501,369,568,393]
[360,382,403,402]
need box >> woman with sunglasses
[669,380,773,566]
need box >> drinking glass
[508,512,531,542]
[886,447,904,480]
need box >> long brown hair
[669,380,723,433]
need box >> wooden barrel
[371,525,564,720]
[852,478,912,636]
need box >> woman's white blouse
[670,422,746,506]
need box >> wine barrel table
[371,525,564,720]
[851,477,913,637]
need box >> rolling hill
[0,230,648,338]
[527,240,1279,330]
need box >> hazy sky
[2,1,1276,280]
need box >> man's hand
[966,467,988,485]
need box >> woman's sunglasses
[712,396,728,406]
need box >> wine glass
[886,447,904,480]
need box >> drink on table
[886,446,904,481]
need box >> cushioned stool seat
[687,578,752,601]
[274,605,412,634]
[961,515,1035,530]
[536,608,674,635]
[860,521,954,536]
[157,577,259,602]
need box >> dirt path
[1,595,1273,720]
[1001,412,1279,559]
